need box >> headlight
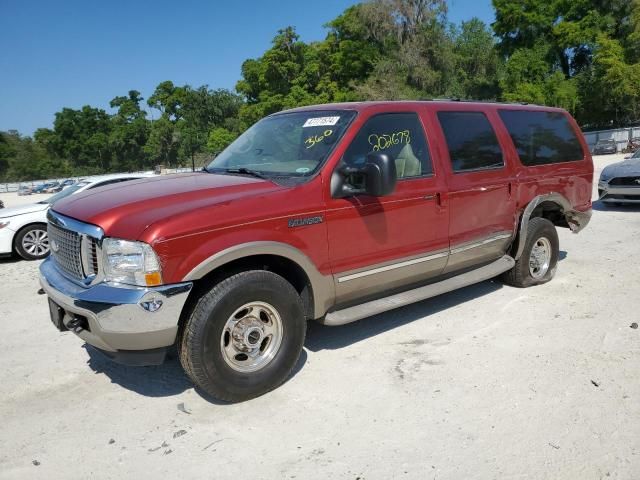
[102,238,163,287]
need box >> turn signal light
[145,271,163,286]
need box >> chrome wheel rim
[529,237,552,279]
[22,229,49,257]
[220,301,283,373]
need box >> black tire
[14,223,50,261]
[179,270,306,402]
[502,217,559,288]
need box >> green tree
[144,117,179,167]
[207,127,237,154]
[109,90,150,171]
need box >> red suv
[40,101,593,401]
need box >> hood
[0,202,49,218]
[602,158,640,178]
[52,173,285,239]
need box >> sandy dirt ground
[0,192,52,208]
[0,154,638,479]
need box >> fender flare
[182,241,335,319]
[514,193,591,260]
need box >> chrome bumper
[39,256,192,353]
[598,182,640,203]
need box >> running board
[322,255,515,326]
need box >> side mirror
[363,152,397,196]
[331,152,397,198]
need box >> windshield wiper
[222,167,270,180]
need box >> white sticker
[303,116,340,128]
[296,167,311,173]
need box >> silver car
[598,149,640,204]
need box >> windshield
[205,110,356,177]
[40,182,89,204]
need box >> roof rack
[421,97,531,106]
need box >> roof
[277,100,565,115]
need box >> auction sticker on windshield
[303,116,340,128]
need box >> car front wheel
[179,270,306,402]
[15,224,50,260]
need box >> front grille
[606,194,640,200]
[87,237,99,276]
[48,223,84,280]
[609,177,640,186]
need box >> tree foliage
[1,0,638,182]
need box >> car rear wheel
[15,224,50,260]
[502,217,559,288]
[179,270,306,402]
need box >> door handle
[470,185,502,193]
[424,193,442,206]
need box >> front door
[324,111,450,305]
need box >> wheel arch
[181,241,334,320]
[513,193,590,260]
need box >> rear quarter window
[437,111,504,173]
[498,110,584,166]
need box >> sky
[0,0,495,135]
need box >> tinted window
[437,111,504,172]
[499,110,584,166]
[342,113,432,178]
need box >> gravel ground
[0,154,638,479]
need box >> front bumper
[598,182,640,203]
[0,223,15,254]
[39,256,192,361]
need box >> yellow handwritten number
[368,130,411,152]
[305,129,333,149]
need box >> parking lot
[0,154,638,479]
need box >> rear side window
[498,110,584,166]
[437,111,504,172]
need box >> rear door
[430,107,517,273]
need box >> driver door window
[341,113,432,178]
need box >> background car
[17,185,33,196]
[42,182,62,194]
[592,138,618,155]
[31,183,51,194]
[60,179,76,190]
[0,173,154,260]
[624,137,640,153]
[0,200,4,209]
[598,149,640,205]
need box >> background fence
[583,126,640,152]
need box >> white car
[0,173,153,261]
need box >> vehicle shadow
[83,281,506,399]
[305,279,503,352]
[592,199,640,212]
[83,343,308,404]
[0,254,20,264]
